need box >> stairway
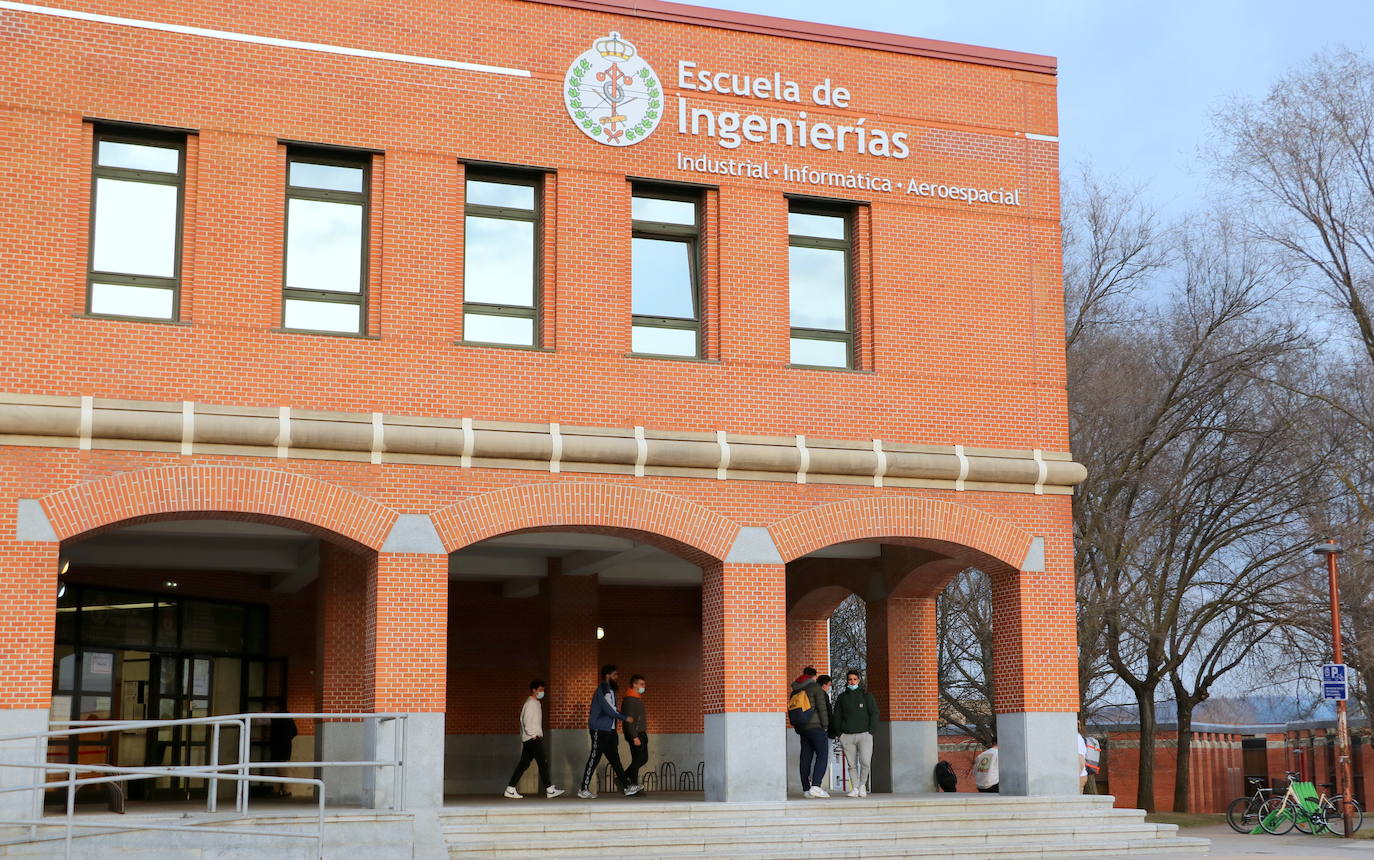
[439,793,1210,859]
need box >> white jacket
[520,697,543,742]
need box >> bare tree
[829,594,866,677]
[937,568,995,747]
[1070,207,1310,810]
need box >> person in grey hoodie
[578,664,644,798]
[791,667,833,798]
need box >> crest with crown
[595,32,636,61]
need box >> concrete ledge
[997,711,1079,795]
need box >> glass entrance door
[146,654,213,798]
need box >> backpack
[787,689,814,729]
[1084,736,1101,774]
[935,760,958,792]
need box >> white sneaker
[624,784,644,797]
[859,787,868,797]
[545,786,565,798]
[807,785,830,798]
[847,788,861,798]
[503,787,522,799]
[577,789,597,799]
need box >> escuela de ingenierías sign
[559,33,1028,206]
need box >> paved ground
[1107,824,1374,859]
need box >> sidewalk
[1117,823,1374,859]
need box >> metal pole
[1316,539,1357,838]
[209,722,220,813]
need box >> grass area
[1144,812,1225,828]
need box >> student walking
[788,667,833,798]
[504,680,565,799]
[832,669,878,797]
[973,742,999,793]
[578,664,644,798]
[622,674,650,787]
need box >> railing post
[209,722,220,813]
[392,717,401,812]
[29,734,42,840]
[64,765,75,860]
[238,715,251,814]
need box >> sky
[700,0,1374,216]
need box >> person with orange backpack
[788,667,833,798]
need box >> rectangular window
[463,171,541,347]
[87,129,186,320]
[632,188,701,357]
[283,150,370,334]
[788,202,853,368]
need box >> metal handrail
[0,761,325,859]
[0,712,411,857]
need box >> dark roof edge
[519,0,1057,76]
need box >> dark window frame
[281,148,372,336]
[86,127,188,321]
[462,168,543,348]
[631,184,702,358]
[787,200,854,369]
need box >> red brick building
[0,0,1079,810]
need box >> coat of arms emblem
[564,32,663,146]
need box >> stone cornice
[0,394,1086,494]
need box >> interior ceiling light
[596,627,605,640]
[164,580,179,588]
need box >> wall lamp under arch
[596,627,605,640]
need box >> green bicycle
[1260,771,1364,835]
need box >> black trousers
[625,732,649,784]
[581,729,631,791]
[507,737,550,791]
[798,728,829,791]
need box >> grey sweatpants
[840,731,873,791]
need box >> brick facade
[0,0,1076,803]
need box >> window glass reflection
[788,211,846,240]
[285,199,363,293]
[788,246,846,330]
[98,141,179,173]
[288,161,364,193]
[90,283,174,319]
[790,337,849,367]
[632,196,696,225]
[464,216,535,306]
[284,299,361,333]
[632,237,694,319]
[467,180,535,209]
[92,179,178,278]
[464,313,534,346]
[632,325,697,357]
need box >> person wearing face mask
[832,669,879,797]
[578,664,644,798]
[504,680,565,799]
[621,674,650,788]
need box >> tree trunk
[1173,698,1195,813]
[1136,690,1159,811]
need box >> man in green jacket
[833,669,879,797]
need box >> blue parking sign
[1322,663,1348,701]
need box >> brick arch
[768,496,1033,573]
[789,584,855,620]
[41,465,398,551]
[430,482,739,564]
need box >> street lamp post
[1314,539,1356,838]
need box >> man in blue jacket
[578,664,644,798]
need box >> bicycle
[1225,776,1273,833]
[1260,771,1364,835]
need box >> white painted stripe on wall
[716,430,730,480]
[549,422,562,474]
[276,407,291,459]
[954,444,969,491]
[78,395,93,450]
[1025,132,1059,142]
[181,401,194,456]
[795,434,809,484]
[872,438,887,488]
[371,412,384,465]
[0,1,530,78]
[460,417,474,469]
[633,426,647,477]
[1033,448,1047,495]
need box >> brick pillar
[786,617,829,676]
[316,543,369,804]
[990,552,1079,795]
[363,551,447,808]
[866,596,938,793]
[0,530,59,822]
[546,570,599,789]
[702,560,786,801]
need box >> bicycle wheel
[1226,795,1263,833]
[1260,797,1297,834]
[1325,796,1364,835]
[1294,804,1318,834]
